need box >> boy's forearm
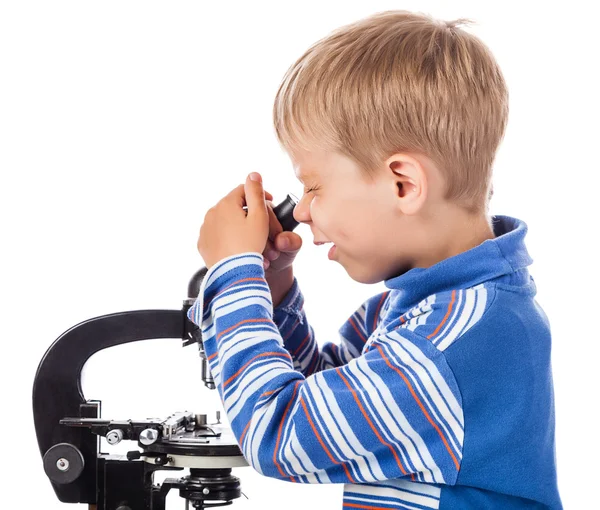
[266,266,294,308]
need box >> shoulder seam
[407,283,499,353]
[434,283,499,353]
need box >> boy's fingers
[276,232,302,251]
[266,202,283,241]
[263,238,279,260]
[244,173,265,214]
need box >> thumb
[277,231,302,252]
[245,172,267,219]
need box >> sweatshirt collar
[383,215,533,310]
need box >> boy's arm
[187,253,463,485]
[269,270,390,376]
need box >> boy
[187,10,562,509]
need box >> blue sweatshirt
[187,215,562,509]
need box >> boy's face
[291,146,420,284]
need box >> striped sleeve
[271,274,391,376]
[186,253,464,485]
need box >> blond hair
[272,10,508,214]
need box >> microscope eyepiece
[186,193,299,301]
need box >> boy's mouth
[313,240,336,259]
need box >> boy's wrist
[266,266,294,308]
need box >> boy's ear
[385,153,427,216]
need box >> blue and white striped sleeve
[186,253,464,486]
[270,274,390,376]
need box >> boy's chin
[343,262,386,285]
[343,258,413,285]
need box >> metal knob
[56,458,70,471]
[106,429,124,445]
[195,414,207,427]
[139,428,159,446]
[43,443,85,484]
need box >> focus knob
[43,443,85,484]
[139,428,159,446]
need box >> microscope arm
[32,308,184,503]
[33,193,299,505]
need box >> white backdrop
[2,1,598,508]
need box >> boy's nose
[293,194,311,224]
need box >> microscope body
[33,194,299,509]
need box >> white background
[2,1,598,508]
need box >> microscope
[33,194,299,510]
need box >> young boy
[187,10,562,509]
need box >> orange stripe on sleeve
[239,386,281,446]
[239,420,252,447]
[372,292,389,332]
[344,504,394,509]
[348,316,367,344]
[272,381,302,481]
[293,332,311,356]
[218,276,266,296]
[299,397,356,483]
[336,369,413,480]
[217,317,274,341]
[223,352,292,389]
[374,343,460,470]
[427,290,456,340]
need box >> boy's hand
[197,172,271,269]
[262,202,303,273]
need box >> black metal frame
[33,194,300,508]
[33,309,189,504]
